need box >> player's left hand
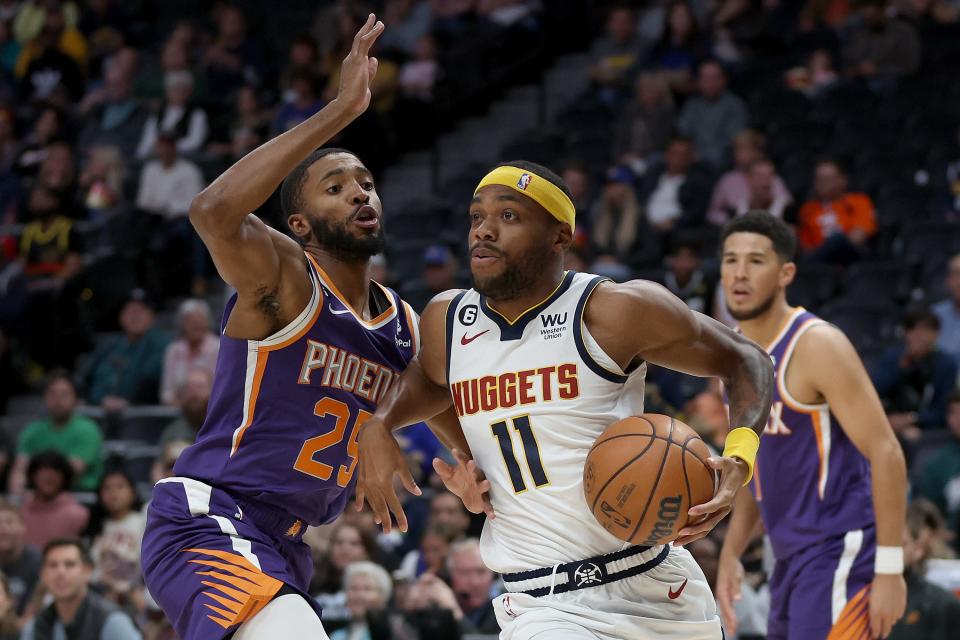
[674,456,747,546]
[355,418,421,533]
[433,448,495,519]
[869,573,906,639]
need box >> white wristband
[874,546,904,575]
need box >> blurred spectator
[278,34,319,98]
[0,573,18,640]
[136,70,209,160]
[272,70,324,136]
[800,0,855,30]
[446,538,499,633]
[149,439,189,486]
[611,72,676,163]
[397,522,461,581]
[21,538,141,640]
[932,254,960,364]
[744,160,794,220]
[0,108,16,174]
[13,105,64,177]
[381,0,434,56]
[641,136,711,231]
[160,299,218,406]
[401,571,466,638]
[0,19,22,74]
[10,371,102,494]
[708,130,791,225]
[18,185,81,281]
[663,238,714,314]
[369,253,392,287]
[314,523,377,623]
[560,163,596,220]
[20,451,89,549]
[78,144,124,215]
[896,0,960,26]
[844,0,921,83]
[86,470,145,604]
[15,5,86,102]
[36,140,78,212]
[590,165,643,263]
[647,1,705,95]
[684,390,728,453]
[427,491,471,539]
[158,368,212,447]
[888,499,960,640]
[81,288,170,409]
[13,1,80,44]
[588,4,643,102]
[797,158,877,264]
[918,391,960,535]
[785,48,840,98]
[872,308,958,437]
[398,34,439,102]
[135,132,205,295]
[677,59,749,169]
[0,501,41,615]
[207,84,269,158]
[202,4,263,97]
[78,0,130,73]
[134,34,205,103]
[403,245,458,312]
[77,53,146,157]
[329,561,399,640]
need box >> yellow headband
[474,166,576,231]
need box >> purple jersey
[173,253,419,527]
[751,308,874,560]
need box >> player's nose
[472,215,497,241]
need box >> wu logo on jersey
[540,312,567,340]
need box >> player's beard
[472,244,555,302]
[308,215,386,262]
[726,288,777,321]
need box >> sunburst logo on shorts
[517,173,532,190]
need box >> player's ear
[287,213,311,244]
[554,221,574,254]
[780,260,797,288]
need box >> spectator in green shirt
[918,390,960,537]
[80,289,170,410]
[10,371,103,493]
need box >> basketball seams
[626,416,674,543]
[587,433,658,513]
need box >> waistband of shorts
[500,544,669,598]
[157,476,308,543]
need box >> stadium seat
[115,406,180,444]
[821,300,900,354]
[786,264,836,312]
[841,260,912,305]
[899,222,960,266]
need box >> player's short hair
[721,211,797,262]
[902,307,940,332]
[27,450,74,491]
[42,538,93,566]
[342,561,392,601]
[495,160,574,203]
[280,147,357,218]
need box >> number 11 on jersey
[491,415,549,493]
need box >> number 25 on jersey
[294,397,370,487]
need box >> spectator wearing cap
[136,70,209,160]
[21,538,141,640]
[403,245,458,313]
[80,289,170,410]
[797,158,877,265]
[160,299,219,406]
[917,392,960,537]
[446,538,500,633]
[0,500,42,616]
[10,371,102,494]
[708,130,792,225]
[931,254,960,364]
[590,164,643,264]
[20,452,89,549]
[871,309,958,440]
[844,0,921,85]
[677,60,749,169]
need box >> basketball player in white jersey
[355,162,775,639]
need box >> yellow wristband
[722,427,760,485]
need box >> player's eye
[470,211,481,222]
[327,184,342,194]
[361,181,374,190]
[502,210,516,221]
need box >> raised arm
[189,16,384,297]
[586,279,774,543]
[791,324,907,638]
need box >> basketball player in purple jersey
[715,212,907,639]
[140,16,472,639]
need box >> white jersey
[445,271,652,573]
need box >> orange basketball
[583,414,717,546]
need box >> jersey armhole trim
[778,317,831,413]
[445,291,467,385]
[574,276,629,384]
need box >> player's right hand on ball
[716,551,744,636]
[355,418,421,533]
[433,449,495,520]
[335,13,384,117]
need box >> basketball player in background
[355,162,775,639]
[141,16,471,639]
[715,212,907,639]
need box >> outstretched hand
[336,13,384,117]
[674,455,747,546]
[433,449,495,519]
[355,419,421,533]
